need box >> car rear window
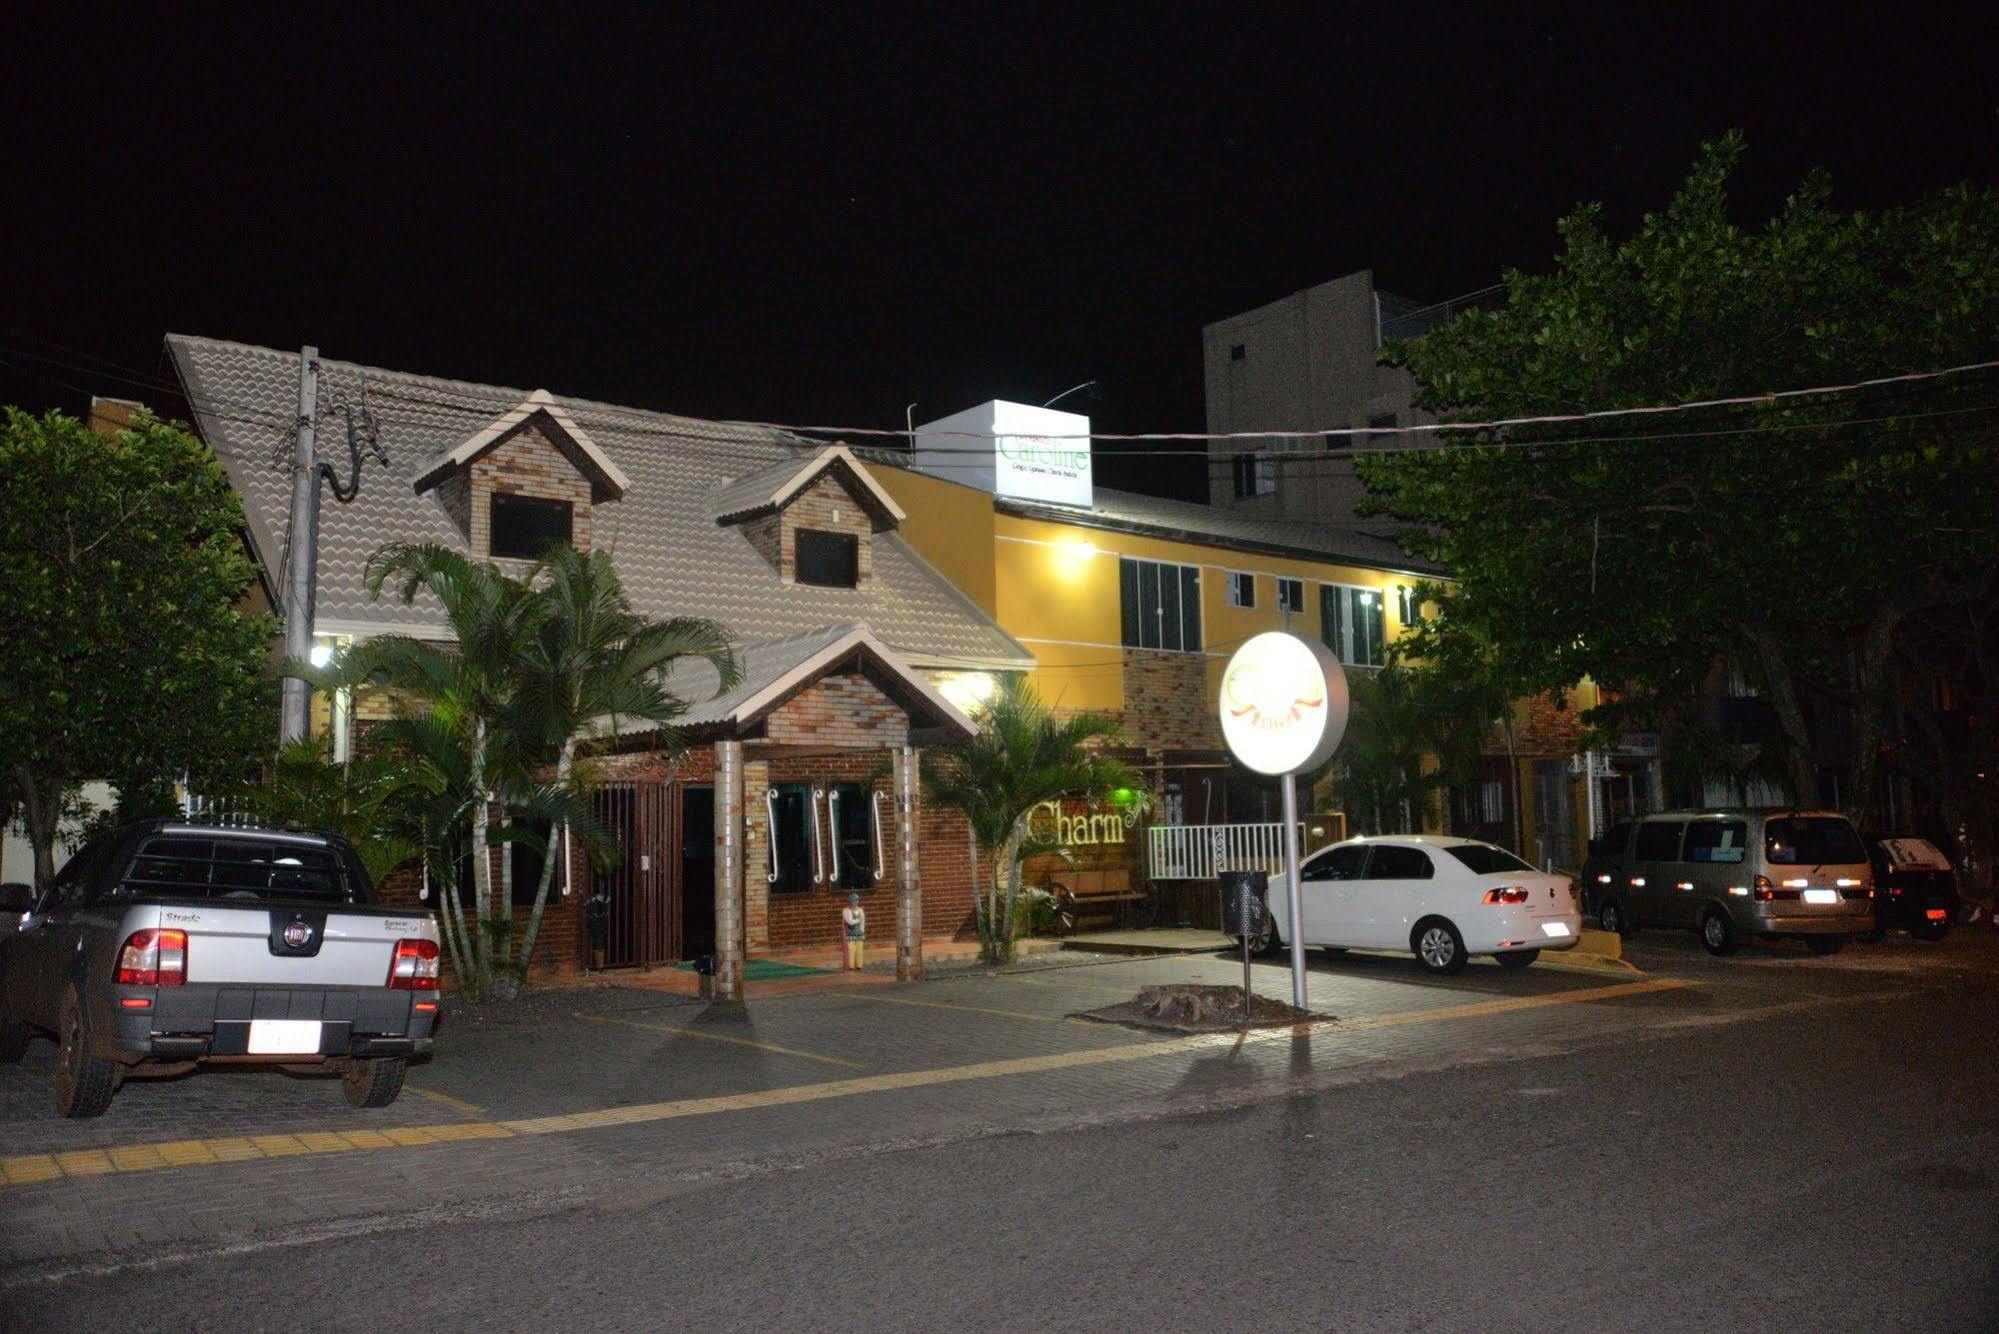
[1368,845,1435,880]
[123,836,354,903]
[1443,844,1533,875]
[1764,817,1866,866]
[1683,820,1748,864]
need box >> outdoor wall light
[1061,537,1098,564]
[308,643,334,668]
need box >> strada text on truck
[0,819,441,1118]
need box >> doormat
[672,958,835,980]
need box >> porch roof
[665,622,978,742]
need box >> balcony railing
[1147,822,1303,881]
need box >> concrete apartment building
[1201,269,1472,522]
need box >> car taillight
[1752,875,1775,902]
[1481,886,1531,905]
[116,928,187,986]
[388,938,440,990]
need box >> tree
[921,675,1145,964]
[226,739,427,886]
[0,408,270,888]
[326,543,541,998]
[1327,656,1502,836]
[320,542,731,999]
[504,546,737,975]
[1363,134,1999,830]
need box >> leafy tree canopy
[1365,134,1999,810]
[0,408,271,885]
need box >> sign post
[1217,632,1350,1011]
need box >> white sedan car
[1247,836,1581,975]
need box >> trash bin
[1219,870,1268,938]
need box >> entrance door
[587,781,675,968]
[1533,760,1576,871]
[680,786,716,958]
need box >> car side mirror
[0,882,33,913]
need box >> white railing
[1147,822,1302,881]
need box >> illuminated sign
[1028,798,1138,848]
[913,401,1093,508]
[1218,631,1350,776]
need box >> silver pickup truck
[0,818,441,1118]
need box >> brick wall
[465,418,596,557]
[1498,689,1590,756]
[777,472,877,586]
[765,671,909,748]
[1119,649,1223,751]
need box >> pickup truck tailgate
[140,902,435,987]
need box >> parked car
[0,819,440,1118]
[1860,835,1958,942]
[1244,835,1580,976]
[1582,808,1873,957]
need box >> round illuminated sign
[1217,631,1350,776]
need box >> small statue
[841,892,866,971]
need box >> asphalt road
[12,972,1996,1332]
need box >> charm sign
[1218,632,1350,1007]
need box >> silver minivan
[1581,808,1874,956]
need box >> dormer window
[796,529,859,588]
[491,493,573,559]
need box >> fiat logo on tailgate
[282,920,314,949]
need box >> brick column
[707,738,744,1000]
[894,743,923,981]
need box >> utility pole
[279,346,320,745]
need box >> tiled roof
[709,446,904,525]
[971,479,1439,575]
[166,336,1035,670]
[1047,484,1439,574]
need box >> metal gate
[586,780,678,968]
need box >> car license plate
[1540,922,1571,938]
[247,1020,323,1054]
[1803,888,1837,905]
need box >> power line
[10,338,1998,472]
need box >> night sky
[3,6,1992,499]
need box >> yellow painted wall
[991,511,1422,715]
[872,464,998,615]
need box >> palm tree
[1329,663,1500,835]
[505,546,738,974]
[321,542,537,997]
[226,739,425,887]
[922,675,1145,964]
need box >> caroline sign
[912,400,1093,508]
[1218,631,1350,776]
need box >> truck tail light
[1481,886,1531,905]
[388,938,441,990]
[116,928,188,986]
[1753,875,1775,902]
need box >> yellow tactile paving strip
[0,978,1685,1189]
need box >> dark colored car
[1860,835,1958,942]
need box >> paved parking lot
[3,931,1989,1279]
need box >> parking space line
[576,1012,864,1069]
[404,1084,488,1117]
[0,977,1690,1191]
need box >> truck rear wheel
[54,986,120,1119]
[0,1018,33,1064]
[342,1055,408,1108]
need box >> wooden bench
[1046,869,1156,935]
